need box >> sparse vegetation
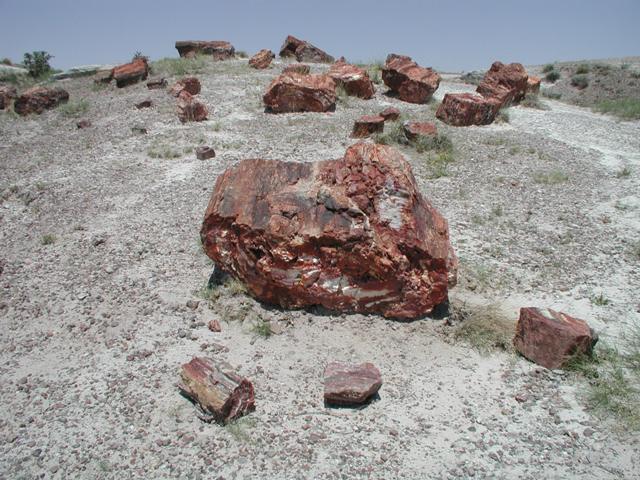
[616,166,631,178]
[235,51,248,58]
[595,98,640,120]
[1,58,12,65]
[544,70,560,83]
[251,320,272,339]
[575,64,590,74]
[58,98,89,117]
[541,90,562,100]
[495,109,510,123]
[591,292,610,306]
[570,74,589,89]
[147,145,182,159]
[41,234,56,245]
[533,170,569,185]
[542,64,555,74]
[450,303,515,354]
[23,50,53,78]
[335,85,350,105]
[520,93,546,109]
[153,55,208,76]
[226,416,256,442]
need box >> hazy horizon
[1,0,638,72]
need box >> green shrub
[542,64,555,73]
[152,55,208,76]
[544,71,560,83]
[533,169,569,185]
[23,51,53,78]
[520,93,547,109]
[541,90,562,100]
[58,98,89,117]
[570,74,589,89]
[1,58,12,65]
[575,64,590,74]
[236,51,248,58]
[595,99,640,120]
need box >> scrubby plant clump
[23,51,53,78]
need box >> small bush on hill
[23,51,53,78]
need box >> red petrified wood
[379,107,400,121]
[513,308,598,369]
[382,54,441,104]
[263,72,336,113]
[14,86,69,115]
[177,91,208,123]
[403,121,437,141]
[196,146,216,160]
[200,142,457,319]
[249,49,275,69]
[147,78,168,90]
[324,362,382,406]
[328,60,375,99]
[436,93,501,126]
[175,41,235,60]
[279,35,334,63]
[112,58,149,88]
[179,357,255,424]
[170,77,201,97]
[0,85,17,110]
[351,115,384,138]
[476,61,529,108]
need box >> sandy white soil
[0,59,638,479]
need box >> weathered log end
[179,357,255,424]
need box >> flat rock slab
[324,362,382,406]
[352,114,384,138]
[403,121,437,140]
[175,40,235,60]
[179,357,255,424]
[112,59,149,88]
[200,142,456,319]
[514,307,598,369]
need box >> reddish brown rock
[324,362,382,406]
[0,85,17,110]
[476,61,529,107]
[527,76,541,95]
[177,91,208,123]
[135,99,152,109]
[263,72,336,113]
[76,119,91,129]
[279,35,334,63]
[351,115,384,138]
[208,319,222,332]
[179,357,255,424]
[328,60,375,99]
[14,86,69,115]
[200,142,456,319]
[147,78,168,90]
[382,54,441,104]
[196,146,216,160]
[379,107,400,121]
[169,77,201,97]
[403,121,437,141]
[436,93,501,126]
[249,49,275,69]
[175,41,235,60]
[513,308,598,370]
[112,58,149,88]
[282,64,310,75]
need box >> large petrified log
[112,58,149,88]
[279,35,334,63]
[328,60,375,99]
[382,54,441,104]
[435,93,501,126]
[324,362,382,406]
[200,142,457,319]
[179,357,255,424]
[14,86,69,115]
[263,72,336,113]
[175,41,235,60]
[513,308,598,369]
[476,61,529,108]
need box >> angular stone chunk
[328,60,375,99]
[200,143,457,319]
[279,35,334,63]
[403,121,437,141]
[379,107,400,121]
[514,308,598,370]
[249,49,275,69]
[147,77,168,90]
[169,77,201,97]
[382,54,440,104]
[175,41,235,60]
[351,115,384,138]
[263,72,336,113]
[177,91,208,123]
[179,357,255,424]
[324,362,382,406]
[436,93,501,126]
[476,61,529,108]
[112,58,149,88]
[196,146,216,160]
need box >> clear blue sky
[1,0,638,72]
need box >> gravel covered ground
[1,58,639,479]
